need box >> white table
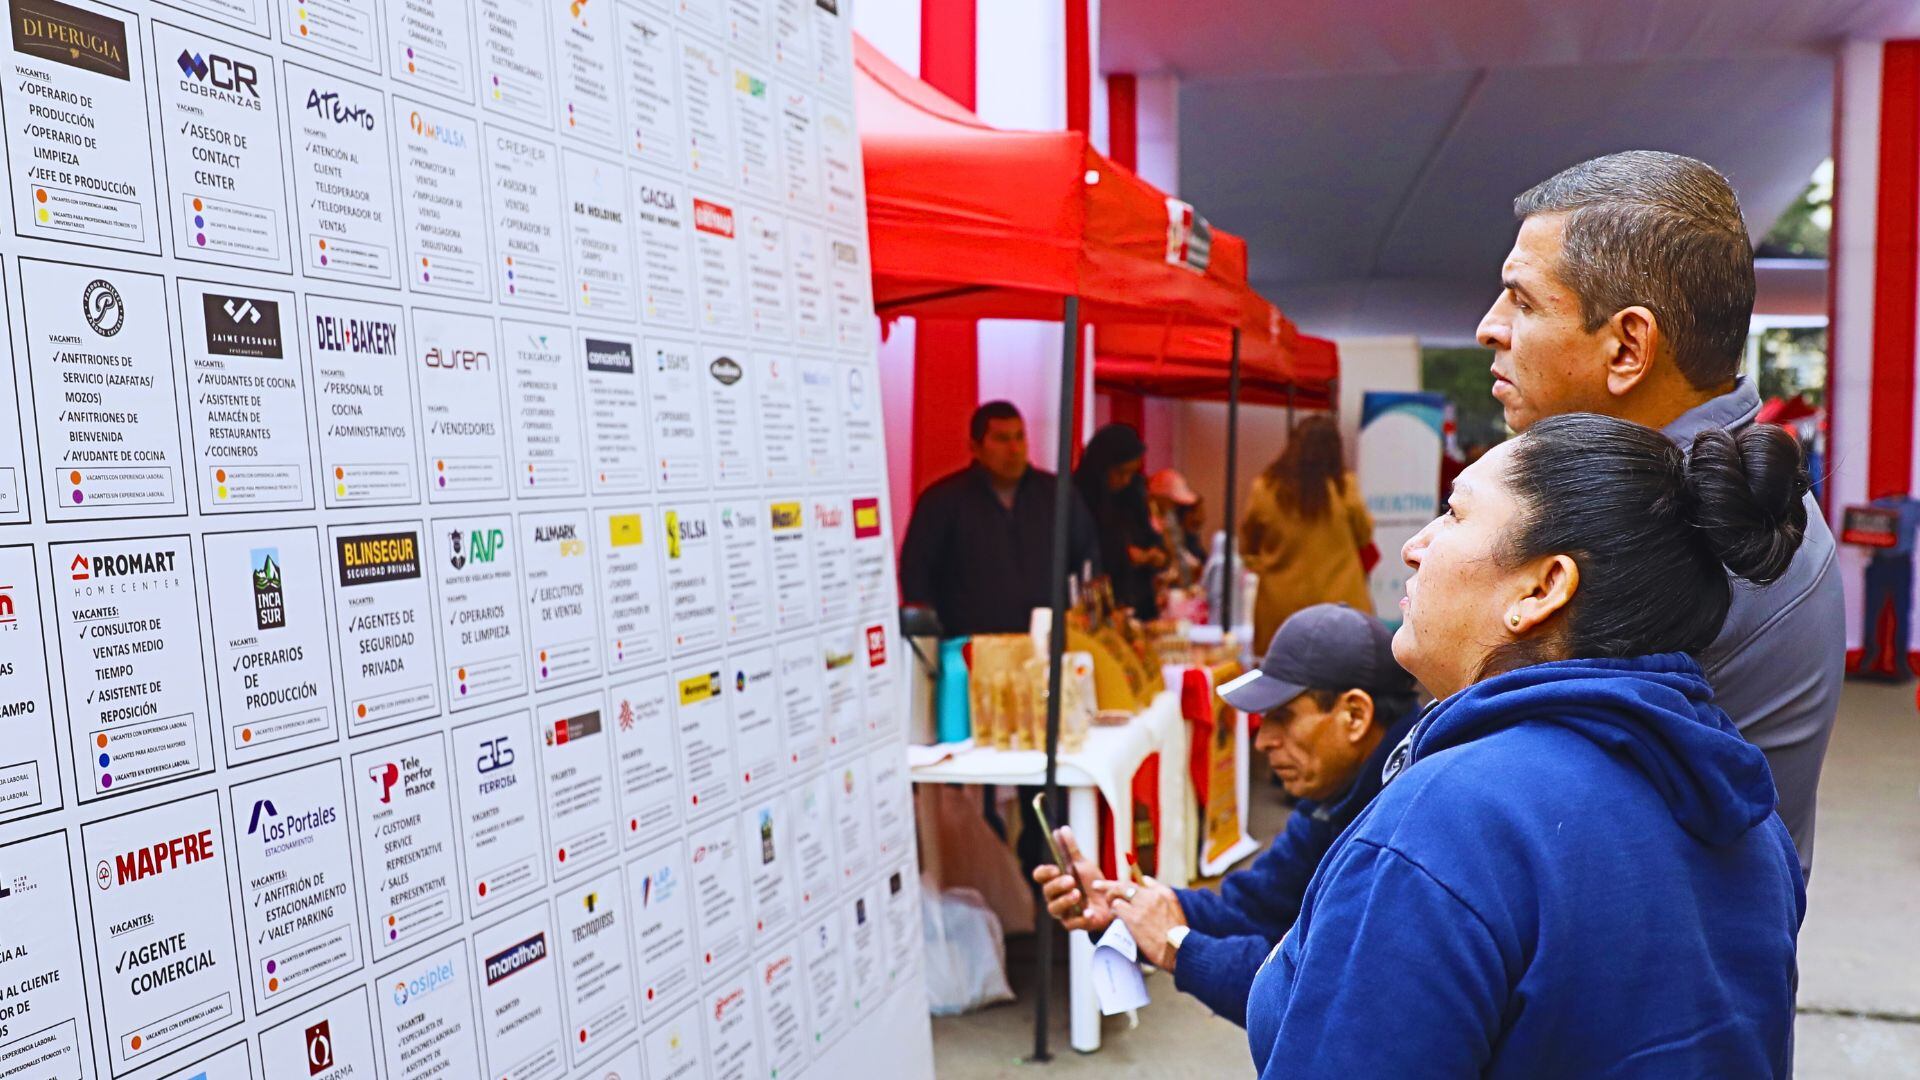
[909,690,1186,1052]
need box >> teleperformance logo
[693,199,734,238]
[175,46,261,108]
[484,932,548,985]
[336,531,421,587]
[304,86,375,130]
[311,310,400,354]
[82,278,124,336]
[368,761,399,804]
[251,547,285,630]
[585,337,635,375]
[95,828,217,890]
[11,0,129,79]
[202,294,284,358]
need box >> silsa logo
[175,47,260,103]
[251,547,285,631]
[305,87,375,130]
[369,762,400,804]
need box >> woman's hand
[1031,827,1113,933]
[1128,544,1170,569]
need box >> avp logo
[304,1019,333,1074]
[82,279,124,336]
[369,762,400,804]
[247,798,279,835]
[458,528,505,566]
[175,48,259,97]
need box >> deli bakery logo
[311,308,400,355]
[585,337,634,375]
[203,294,285,358]
[693,199,734,238]
[251,546,285,630]
[12,0,129,79]
[335,530,421,587]
[175,45,261,108]
[484,932,548,985]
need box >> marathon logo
[852,498,881,539]
[585,337,635,375]
[484,933,547,985]
[693,199,734,238]
[103,829,216,889]
[678,671,721,706]
[336,531,421,587]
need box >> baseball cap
[1218,603,1416,714]
[1147,469,1199,506]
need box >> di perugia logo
[82,279,124,336]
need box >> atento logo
[82,279,123,336]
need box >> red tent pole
[1033,294,1082,1063]
[1221,329,1241,630]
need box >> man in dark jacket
[1033,604,1419,1026]
[898,400,1099,636]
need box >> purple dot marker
[390,928,398,940]
[460,684,468,696]
[407,47,415,57]
[438,475,447,487]
[72,490,84,504]
[423,271,431,282]
[541,666,549,678]
[101,774,111,787]
[196,233,207,246]
[320,254,329,266]
[266,960,277,974]
[509,284,517,294]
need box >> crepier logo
[12,0,129,79]
[81,278,124,336]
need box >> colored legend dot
[691,793,698,805]
[35,188,47,203]
[478,881,488,897]
[194,215,204,228]
[241,728,253,742]
[557,847,567,862]
[357,703,367,718]
[72,490,84,504]
[197,234,207,246]
[337,483,347,497]
[193,197,203,210]
[579,1029,588,1044]
[98,753,109,768]
[268,977,279,991]
[130,1037,142,1052]
[101,774,111,787]
[37,208,48,223]
[335,466,345,479]
[216,469,227,483]
[629,818,638,831]
[647,988,655,1001]
[96,734,108,748]
[70,470,82,485]
[217,485,229,500]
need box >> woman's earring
[1508,613,1521,629]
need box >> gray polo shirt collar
[1661,376,1761,446]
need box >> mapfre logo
[96,829,217,890]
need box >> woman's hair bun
[1683,425,1810,585]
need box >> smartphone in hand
[1032,791,1086,920]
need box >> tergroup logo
[96,828,217,890]
[483,933,548,985]
[12,0,129,79]
[251,547,285,630]
[203,294,284,358]
[693,199,734,238]
[82,278,124,336]
[408,109,468,148]
[305,87,375,130]
[175,47,261,107]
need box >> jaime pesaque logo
[203,294,284,358]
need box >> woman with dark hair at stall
[1240,414,1375,654]
[1073,423,1165,620]
[1245,414,1808,1078]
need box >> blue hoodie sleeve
[1251,837,1509,1079]
[1177,800,1328,940]
[1170,931,1273,1027]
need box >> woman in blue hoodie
[1246,414,1807,1078]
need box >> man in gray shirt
[1473,150,1843,875]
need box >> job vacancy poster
[0,0,929,1075]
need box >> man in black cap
[1033,603,1421,1027]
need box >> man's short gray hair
[1514,151,1754,390]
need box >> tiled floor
[931,679,1920,1077]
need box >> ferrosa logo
[12,0,129,79]
[203,294,284,358]
[82,279,124,336]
